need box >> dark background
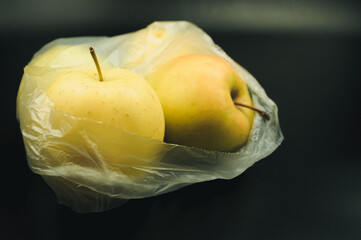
[1,0,361,239]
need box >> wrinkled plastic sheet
[17,21,283,213]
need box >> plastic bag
[17,21,283,213]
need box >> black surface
[2,4,361,240]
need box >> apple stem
[234,101,271,120]
[89,47,104,82]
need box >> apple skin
[146,54,255,152]
[46,68,165,142]
[18,45,112,116]
[45,68,165,177]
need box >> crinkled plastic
[17,21,283,213]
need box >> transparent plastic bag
[17,21,283,213]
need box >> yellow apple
[146,53,256,152]
[46,68,165,141]
[17,44,112,115]
[45,53,165,175]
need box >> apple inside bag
[17,21,283,213]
